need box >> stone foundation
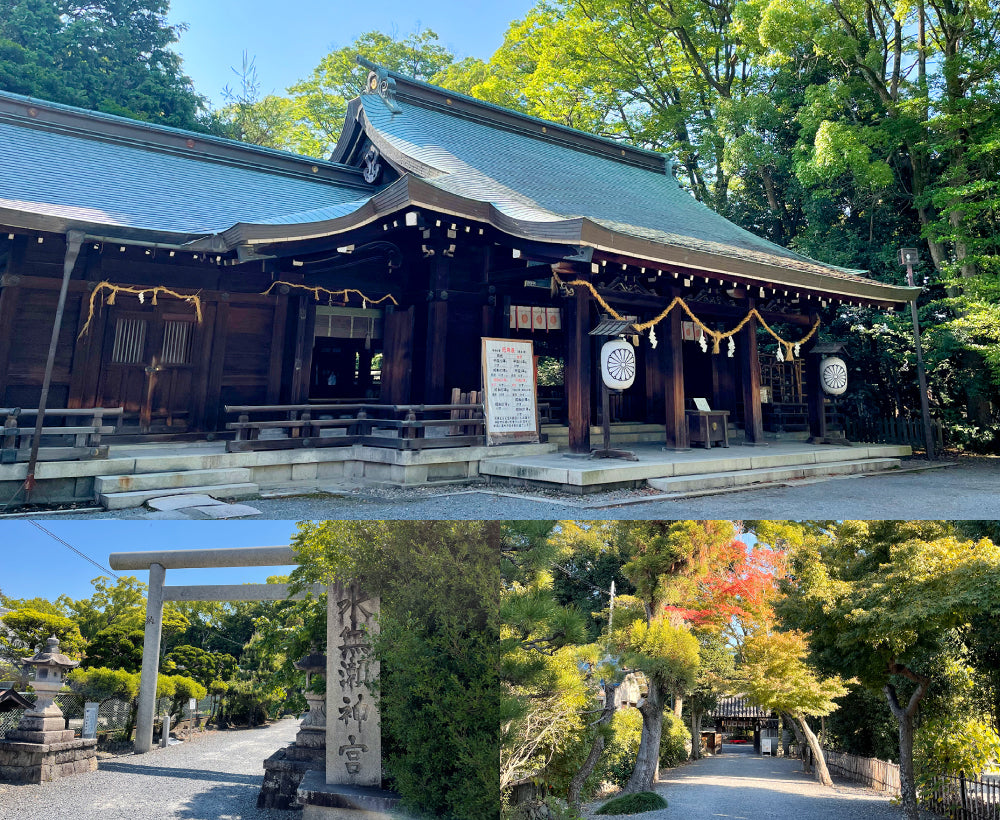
[296,770,404,820]
[257,742,325,810]
[0,735,98,783]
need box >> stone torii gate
[108,547,395,816]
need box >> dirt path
[585,744,917,820]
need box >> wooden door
[97,309,199,431]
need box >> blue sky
[0,521,302,604]
[166,0,537,106]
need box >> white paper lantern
[601,339,636,390]
[820,356,848,395]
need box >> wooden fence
[845,416,944,450]
[920,774,1000,820]
[824,749,901,794]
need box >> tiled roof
[355,76,881,286]
[0,90,373,239]
[710,695,775,718]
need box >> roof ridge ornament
[366,68,402,114]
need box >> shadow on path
[99,761,260,786]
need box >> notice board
[482,338,540,445]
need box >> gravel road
[0,718,298,820]
[585,744,924,820]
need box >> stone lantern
[21,636,78,732]
[293,649,327,749]
[256,648,328,810]
[0,636,97,783]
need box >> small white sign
[482,338,539,445]
[82,702,99,739]
[189,698,197,713]
[693,397,712,412]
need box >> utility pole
[899,248,936,460]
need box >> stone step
[646,457,901,494]
[94,467,254,495]
[99,482,260,510]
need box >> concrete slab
[146,494,226,511]
[184,504,262,519]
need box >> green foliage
[617,619,699,695]
[0,0,208,130]
[0,607,85,662]
[83,624,145,672]
[163,645,236,688]
[218,677,285,727]
[658,711,691,769]
[292,521,502,820]
[915,713,1000,781]
[67,666,139,703]
[825,686,900,761]
[594,791,667,815]
[595,707,643,788]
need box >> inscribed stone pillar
[326,581,380,788]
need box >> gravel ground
[0,718,298,820]
[24,454,999,521]
[584,744,930,820]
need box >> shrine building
[0,61,917,495]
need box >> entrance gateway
[108,546,397,818]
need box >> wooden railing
[1,407,123,463]
[224,403,486,452]
[845,416,945,450]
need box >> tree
[83,623,145,672]
[163,644,236,689]
[687,629,736,760]
[58,576,146,641]
[0,607,85,664]
[741,630,852,786]
[283,29,456,157]
[0,0,208,130]
[613,521,734,792]
[778,520,1000,819]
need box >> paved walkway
[0,718,298,820]
[585,744,916,820]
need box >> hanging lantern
[601,339,636,390]
[820,356,848,395]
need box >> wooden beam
[266,290,289,404]
[806,336,828,442]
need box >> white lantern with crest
[820,356,848,395]
[601,339,636,390]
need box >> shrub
[595,708,643,788]
[594,791,667,814]
[659,710,691,769]
[915,713,1000,782]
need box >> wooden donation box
[686,398,729,449]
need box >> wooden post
[740,301,765,444]
[0,272,24,405]
[663,289,687,449]
[425,254,450,404]
[381,305,414,406]
[265,289,289,404]
[563,271,591,453]
[805,338,828,442]
[289,294,313,404]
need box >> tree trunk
[796,714,833,787]
[884,666,931,820]
[568,682,617,809]
[623,682,666,793]
[690,709,703,760]
[783,711,809,771]
[674,694,683,719]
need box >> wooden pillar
[289,294,315,403]
[381,305,414,405]
[425,255,450,404]
[203,299,229,431]
[563,273,591,453]
[740,301,765,444]
[187,301,218,431]
[806,336,828,442]
[663,288,687,449]
[265,290,289,404]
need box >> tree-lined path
[586,744,917,820]
[0,718,297,820]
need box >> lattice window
[111,317,147,364]
[160,320,193,365]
